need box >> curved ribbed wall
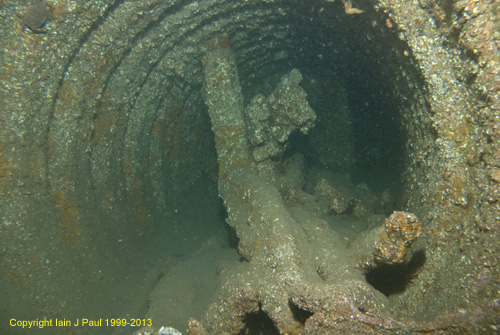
[2,0,499,333]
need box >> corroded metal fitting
[361,211,422,271]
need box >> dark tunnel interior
[7,0,491,334]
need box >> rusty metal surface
[0,0,498,334]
